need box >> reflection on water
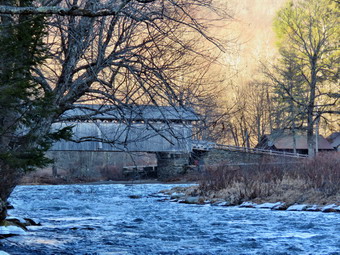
[1,184,339,255]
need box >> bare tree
[0,0,227,220]
[272,0,339,157]
[219,79,274,147]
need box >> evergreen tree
[0,0,71,221]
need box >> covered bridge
[48,104,199,179]
[51,104,198,152]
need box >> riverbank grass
[163,153,339,211]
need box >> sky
[222,0,286,82]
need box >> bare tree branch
[0,0,157,16]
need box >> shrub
[99,165,124,180]
[199,152,340,203]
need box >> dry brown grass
[198,152,340,205]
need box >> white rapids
[1,184,339,255]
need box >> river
[1,184,339,254]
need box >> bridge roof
[59,104,199,122]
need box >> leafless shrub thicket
[199,153,340,203]
[99,165,124,180]
[288,153,340,196]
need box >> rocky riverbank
[160,185,340,213]
[177,154,340,213]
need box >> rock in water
[184,196,200,204]
[321,204,338,213]
[128,195,142,199]
[170,192,185,199]
[305,205,321,212]
[287,204,308,211]
[256,202,286,210]
[239,202,257,208]
[0,225,26,237]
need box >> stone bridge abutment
[194,148,300,169]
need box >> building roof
[327,132,340,148]
[59,104,199,122]
[261,133,334,150]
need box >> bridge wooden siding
[50,122,193,153]
[50,104,198,153]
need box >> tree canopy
[0,0,225,219]
[271,0,339,156]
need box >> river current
[1,184,339,255]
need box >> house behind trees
[256,132,335,155]
[327,132,340,152]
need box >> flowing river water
[1,184,339,255]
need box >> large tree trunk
[307,124,315,158]
[0,114,56,222]
[307,58,317,158]
[0,161,23,221]
[307,94,315,157]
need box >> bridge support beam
[156,152,190,180]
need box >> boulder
[336,206,340,213]
[5,202,14,210]
[0,225,26,238]
[211,200,227,206]
[0,201,6,222]
[321,204,339,213]
[239,202,257,208]
[256,202,285,210]
[5,216,26,224]
[184,197,200,204]
[170,192,185,199]
[271,202,287,210]
[24,218,41,226]
[305,205,321,212]
[6,217,41,227]
[128,195,142,199]
[0,216,41,238]
[214,201,231,207]
[287,204,308,211]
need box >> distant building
[256,132,334,155]
[327,132,340,151]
